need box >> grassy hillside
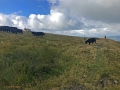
[0,32,120,90]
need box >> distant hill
[107,36,120,42]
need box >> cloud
[46,0,120,36]
[27,10,83,32]
[0,10,83,31]
[47,0,59,6]
[47,0,57,5]
[0,13,13,26]
[58,0,120,23]
[0,0,120,37]
[0,13,28,29]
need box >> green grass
[0,31,120,90]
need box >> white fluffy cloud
[0,10,83,31]
[0,0,120,37]
[0,13,27,29]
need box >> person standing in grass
[104,35,106,41]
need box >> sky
[0,0,120,37]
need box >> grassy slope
[0,32,120,90]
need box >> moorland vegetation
[0,31,120,90]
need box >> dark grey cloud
[58,0,120,23]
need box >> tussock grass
[0,32,120,90]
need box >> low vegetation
[0,31,120,90]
